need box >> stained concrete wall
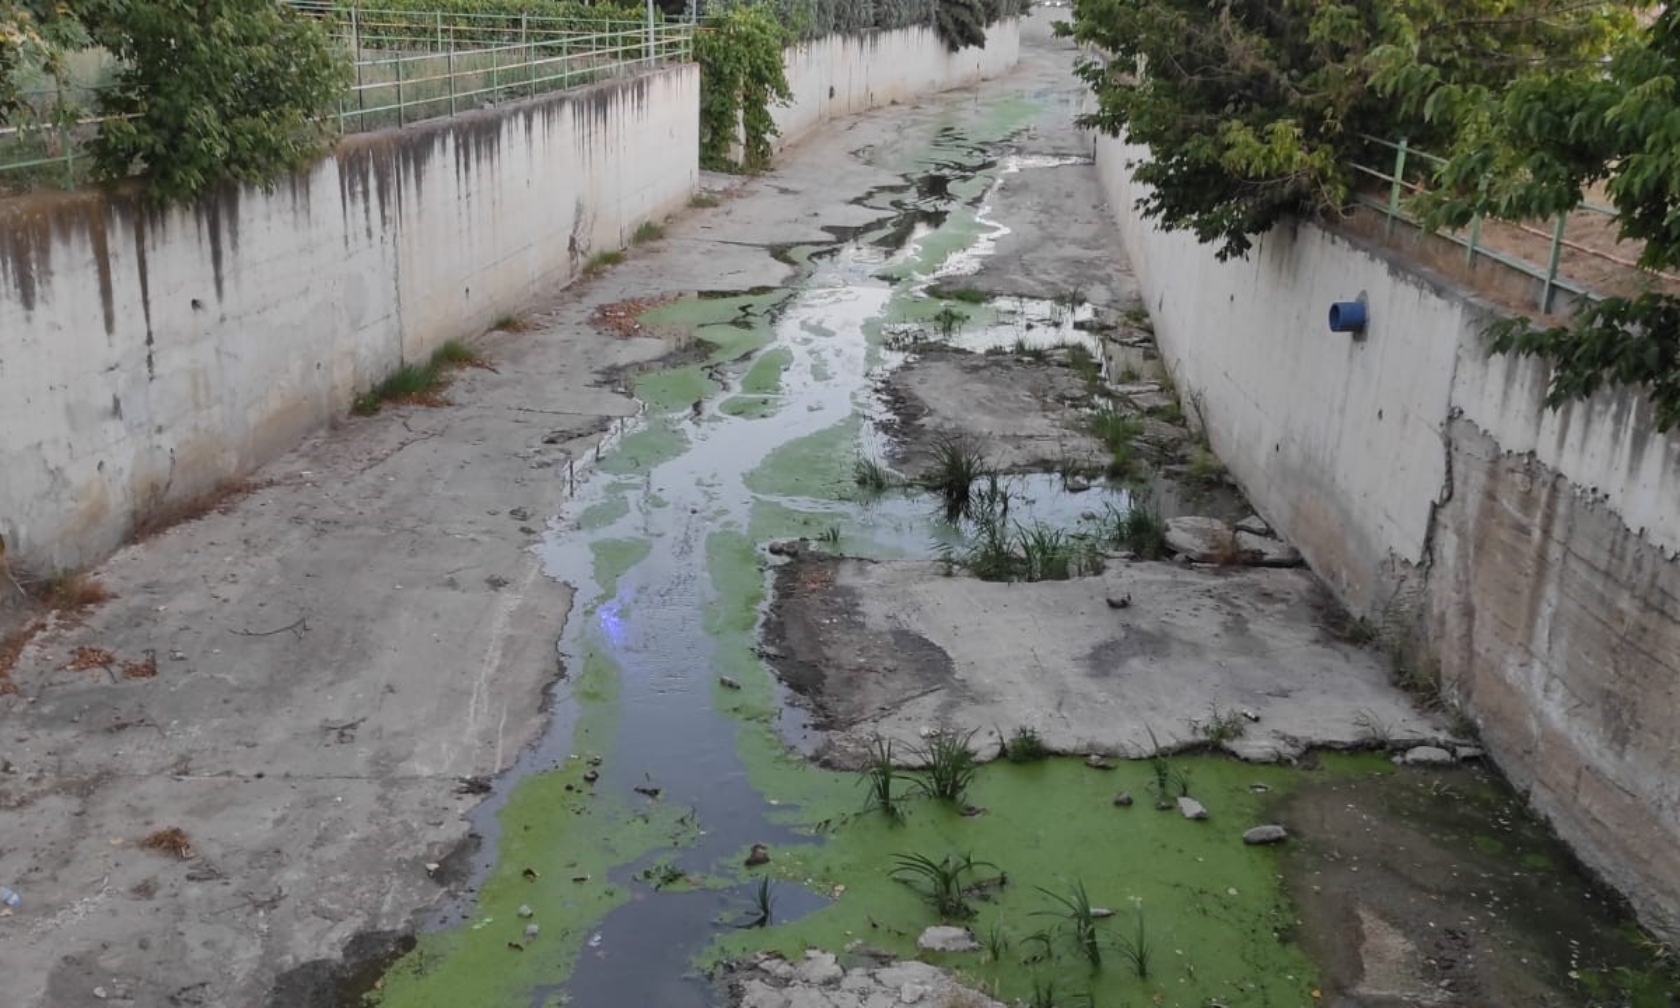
[1096,133,1680,939]
[0,67,699,572]
[773,20,1021,150]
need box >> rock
[524,923,540,939]
[1084,754,1117,770]
[917,925,981,953]
[582,769,599,783]
[1065,477,1093,493]
[1243,825,1289,845]
[1128,389,1180,414]
[517,904,534,918]
[719,676,743,690]
[746,843,771,867]
[740,979,791,1008]
[1105,594,1131,609]
[1111,381,1161,396]
[1234,514,1273,537]
[767,540,801,558]
[959,805,988,817]
[1113,791,1134,807]
[1177,796,1209,820]
[1455,745,1485,761]
[1401,745,1456,766]
[1089,907,1116,919]
[796,950,845,987]
[899,983,930,1004]
[760,958,797,980]
[1164,516,1235,563]
[1233,531,1302,567]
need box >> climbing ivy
[695,3,790,173]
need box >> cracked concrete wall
[772,20,1021,152]
[1095,132,1680,939]
[0,67,700,573]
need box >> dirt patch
[761,554,958,760]
[759,552,1446,767]
[879,345,1105,476]
[1279,764,1672,1008]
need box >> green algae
[636,365,713,414]
[590,538,651,597]
[719,395,778,419]
[743,418,859,501]
[597,421,687,476]
[369,651,694,1008]
[743,347,794,395]
[576,495,630,532]
[703,754,1344,1008]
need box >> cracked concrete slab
[762,555,1447,768]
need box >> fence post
[352,6,365,128]
[1385,138,1408,239]
[56,85,73,188]
[646,0,657,67]
[396,54,405,127]
[1540,212,1566,314]
[448,25,457,117]
[524,13,535,97]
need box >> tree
[75,0,348,203]
[1,3,83,127]
[1057,0,1645,260]
[1417,8,1680,430]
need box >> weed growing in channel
[984,921,1012,963]
[1187,704,1247,745]
[861,736,906,823]
[921,436,989,521]
[352,340,488,415]
[815,525,841,545]
[1017,523,1105,582]
[632,220,665,243]
[1033,879,1104,967]
[689,191,720,208]
[1096,502,1169,560]
[933,305,967,340]
[584,250,625,275]
[911,728,980,804]
[1027,977,1093,1008]
[1114,901,1154,978]
[1002,725,1051,763]
[1187,445,1224,483]
[943,286,990,304]
[853,455,895,495]
[1064,343,1102,389]
[889,851,999,920]
[1085,404,1145,477]
[735,877,773,929]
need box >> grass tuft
[861,736,906,823]
[689,191,721,209]
[911,728,981,804]
[584,250,625,275]
[1033,879,1103,967]
[1097,502,1169,560]
[1086,404,1145,477]
[853,456,895,494]
[633,220,665,244]
[921,436,989,522]
[1002,725,1051,763]
[889,851,999,920]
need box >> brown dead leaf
[65,645,116,671]
[140,826,196,860]
[590,294,680,339]
[121,651,158,680]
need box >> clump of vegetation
[1032,879,1104,967]
[922,436,990,521]
[492,314,536,333]
[1114,902,1154,978]
[1187,704,1247,745]
[861,736,906,823]
[689,191,721,209]
[352,340,488,415]
[1064,343,1103,389]
[696,3,793,171]
[890,851,999,920]
[942,285,990,304]
[1096,502,1169,560]
[1002,725,1051,763]
[815,525,841,545]
[584,250,625,275]
[932,305,967,340]
[633,220,665,244]
[853,456,895,494]
[911,728,981,804]
[1085,404,1145,477]
[1186,446,1223,484]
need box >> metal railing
[1350,135,1680,314]
[0,4,693,192]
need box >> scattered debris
[634,784,662,799]
[582,769,600,784]
[140,827,196,861]
[719,675,743,690]
[120,650,158,680]
[1105,594,1131,609]
[767,539,802,558]
[1113,791,1134,807]
[745,843,771,867]
[522,867,540,881]
[65,646,117,671]
[455,776,493,795]
[590,294,679,339]
[1084,753,1117,770]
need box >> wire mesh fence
[0,4,693,193]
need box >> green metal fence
[1350,135,1680,314]
[0,4,693,193]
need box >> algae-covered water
[359,90,1676,1008]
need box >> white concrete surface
[1094,131,1680,939]
[773,20,1021,151]
[0,67,700,572]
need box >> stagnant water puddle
[358,101,1676,1008]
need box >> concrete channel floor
[0,15,1453,1008]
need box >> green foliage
[889,851,999,920]
[1032,879,1103,967]
[910,729,981,803]
[77,0,348,202]
[1098,501,1167,560]
[695,3,791,172]
[707,0,1027,45]
[1003,725,1050,763]
[1,4,84,127]
[861,736,906,823]
[922,435,990,522]
[329,0,646,51]
[1058,0,1642,260]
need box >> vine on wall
[695,3,790,172]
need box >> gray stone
[1233,531,1302,567]
[1164,516,1235,563]
[873,964,945,990]
[516,903,534,918]
[898,983,929,1004]
[523,922,540,938]
[740,979,790,1008]
[1455,745,1485,761]
[761,958,798,981]
[796,950,845,986]
[916,925,981,952]
[1177,796,1209,820]
[1127,389,1180,413]
[1234,514,1273,537]
[1113,791,1134,807]
[1243,824,1289,845]
[1401,745,1456,766]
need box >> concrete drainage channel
[346,29,1671,1008]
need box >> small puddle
[356,92,1672,1008]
